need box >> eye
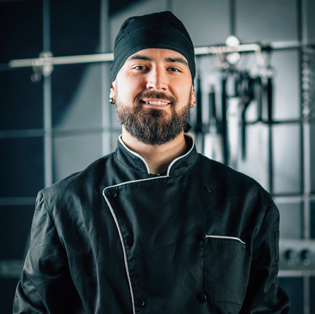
[168,67,181,72]
[132,65,148,71]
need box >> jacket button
[196,292,208,302]
[124,236,134,247]
[203,185,212,193]
[196,232,205,240]
[135,298,146,308]
[106,189,118,198]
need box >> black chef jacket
[14,134,290,313]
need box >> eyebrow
[127,55,152,62]
[165,57,188,66]
[127,55,188,67]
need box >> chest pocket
[204,235,249,312]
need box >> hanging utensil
[239,72,255,160]
[204,84,223,162]
[266,74,274,193]
[221,73,229,165]
[195,76,205,153]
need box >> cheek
[117,78,144,100]
[176,84,193,102]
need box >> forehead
[126,48,188,64]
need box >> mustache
[135,91,176,104]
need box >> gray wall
[1,0,315,313]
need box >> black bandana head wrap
[110,11,196,84]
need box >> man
[14,11,289,313]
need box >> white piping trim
[102,189,136,314]
[102,173,181,312]
[118,136,151,174]
[103,133,196,312]
[166,133,195,176]
[104,176,168,194]
[118,133,195,176]
[205,235,246,245]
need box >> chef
[14,11,289,314]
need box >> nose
[146,67,167,91]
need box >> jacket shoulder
[197,154,272,200]
[40,153,114,208]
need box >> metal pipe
[100,0,112,154]
[195,43,262,55]
[6,40,311,71]
[42,0,53,188]
[8,52,114,69]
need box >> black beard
[116,92,190,146]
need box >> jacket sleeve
[13,190,82,314]
[240,202,290,313]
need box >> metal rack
[2,39,306,78]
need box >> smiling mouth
[141,100,171,106]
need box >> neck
[121,127,188,175]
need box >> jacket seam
[102,188,136,314]
[252,202,278,257]
[40,190,66,249]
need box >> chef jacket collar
[115,134,198,177]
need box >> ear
[109,81,116,99]
[190,86,196,107]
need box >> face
[110,48,196,145]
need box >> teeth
[146,100,169,105]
